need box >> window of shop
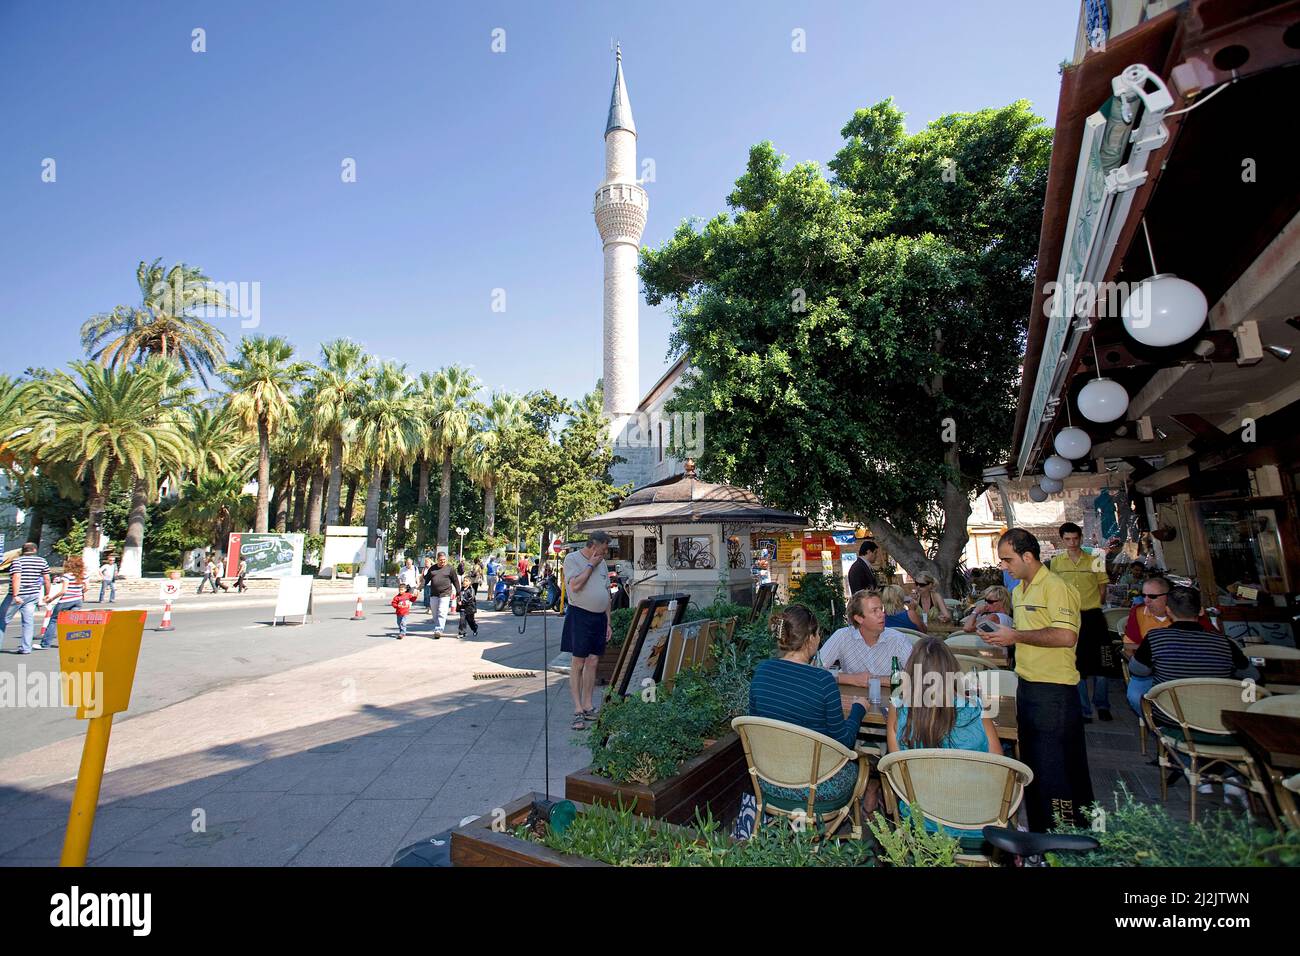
[1201,504,1290,595]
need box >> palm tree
[221,336,308,532]
[188,404,254,483]
[303,340,370,528]
[0,375,29,459]
[354,361,424,549]
[464,392,528,537]
[80,259,231,387]
[426,366,480,551]
[171,472,252,556]
[20,359,192,562]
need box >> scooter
[493,576,515,611]
[608,570,630,611]
[511,577,561,616]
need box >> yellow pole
[60,714,114,867]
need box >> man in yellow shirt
[1050,522,1113,722]
[982,528,1094,832]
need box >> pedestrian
[517,554,528,580]
[847,540,879,595]
[421,557,434,611]
[234,558,249,593]
[472,557,485,593]
[456,577,478,638]
[2,542,51,655]
[98,554,118,603]
[561,531,612,730]
[40,555,85,649]
[399,558,419,592]
[980,528,1093,832]
[390,584,415,640]
[1050,522,1113,722]
[485,554,498,601]
[426,552,460,638]
[201,556,229,593]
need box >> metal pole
[60,715,114,866]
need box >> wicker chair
[732,716,870,840]
[952,654,998,675]
[1245,696,1300,829]
[892,627,928,644]
[1103,607,1129,638]
[1142,678,1278,827]
[1246,694,1300,718]
[1283,774,1300,831]
[1248,645,1300,696]
[875,749,1033,865]
[1118,652,1148,756]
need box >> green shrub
[527,800,875,867]
[303,532,325,562]
[583,694,710,786]
[867,805,961,867]
[790,572,845,635]
[53,520,87,558]
[1050,786,1300,867]
[335,563,355,575]
[609,606,634,646]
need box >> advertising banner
[226,533,304,579]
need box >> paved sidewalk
[0,610,590,866]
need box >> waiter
[981,528,1093,831]
[1050,522,1112,722]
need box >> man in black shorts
[562,531,612,729]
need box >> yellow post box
[56,609,146,866]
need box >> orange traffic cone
[353,594,365,620]
[159,599,174,631]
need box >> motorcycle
[608,569,630,611]
[511,577,562,616]
[493,576,515,611]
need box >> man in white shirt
[99,555,118,603]
[818,590,914,687]
[562,531,612,729]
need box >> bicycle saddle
[981,826,1099,856]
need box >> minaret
[594,44,648,419]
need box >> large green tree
[355,361,424,549]
[424,366,480,551]
[221,335,308,532]
[639,99,1051,596]
[304,339,371,528]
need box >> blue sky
[0,0,1079,402]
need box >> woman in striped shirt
[40,555,86,649]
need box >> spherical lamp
[1043,455,1073,481]
[1028,484,1048,503]
[1078,377,1129,423]
[1040,476,1064,494]
[1121,274,1208,347]
[1053,426,1092,460]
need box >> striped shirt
[1134,622,1250,685]
[749,658,865,748]
[54,572,84,605]
[11,554,50,598]
[817,626,914,678]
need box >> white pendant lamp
[1028,484,1048,503]
[1040,476,1064,494]
[1054,426,1092,460]
[1121,222,1208,348]
[1043,455,1073,481]
[1078,339,1129,423]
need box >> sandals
[571,715,587,731]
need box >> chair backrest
[731,716,856,790]
[952,654,996,674]
[1145,678,1263,734]
[1247,645,1300,661]
[893,628,928,644]
[1247,694,1300,718]
[876,749,1033,832]
[1103,608,1129,634]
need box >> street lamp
[455,527,468,561]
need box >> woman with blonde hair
[960,585,1014,633]
[40,554,86,650]
[912,573,953,624]
[880,584,926,632]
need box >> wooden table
[1252,657,1300,690]
[1221,710,1300,828]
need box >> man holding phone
[980,528,1093,832]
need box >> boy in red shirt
[391,585,415,639]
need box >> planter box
[564,730,748,826]
[451,794,609,867]
[595,640,623,685]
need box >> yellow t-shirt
[1012,565,1081,685]
[1049,550,1108,612]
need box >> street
[0,592,589,865]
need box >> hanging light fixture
[1054,399,1091,460]
[1040,476,1064,493]
[1120,220,1208,347]
[1028,484,1049,503]
[1078,339,1129,423]
[1043,455,1073,481]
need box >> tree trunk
[325,433,344,527]
[866,489,973,602]
[24,503,43,546]
[255,415,271,532]
[274,477,290,532]
[306,469,324,535]
[484,480,496,537]
[120,474,149,579]
[292,472,306,531]
[365,461,384,549]
[416,456,431,548]
[437,445,453,551]
[343,473,359,526]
